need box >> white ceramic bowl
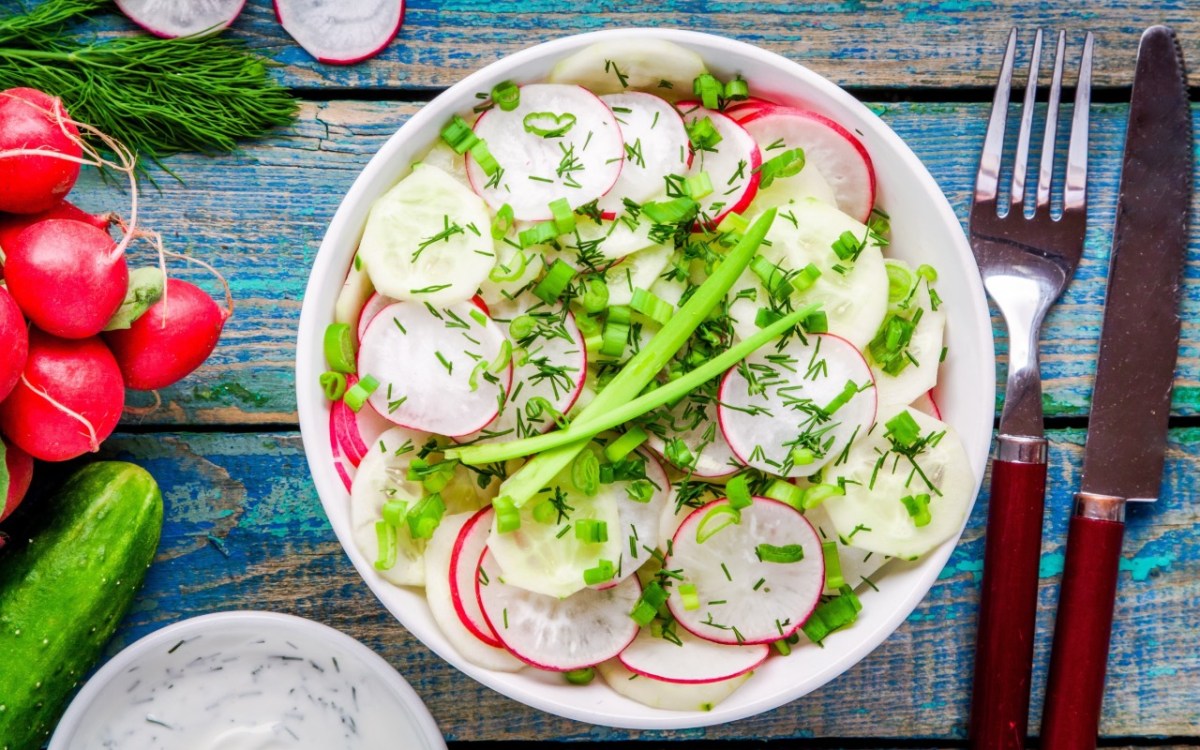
[48,611,446,749]
[296,28,994,729]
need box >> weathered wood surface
[75,428,1197,742]
[16,0,1200,91]
[71,99,1200,426]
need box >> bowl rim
[295,26,994,730]
[48,610,447,749]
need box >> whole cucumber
[0,461,163,750]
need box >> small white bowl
[49,611,446,750]
[296,28,994,729]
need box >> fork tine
[1035,31,1067,211]
[1064,32,1094,212]
[1010,29,1044,208]
[975,29,1018,205]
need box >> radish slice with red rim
[330,375,398,466]
[911,390,942,420]
[740,106,876,222]
[116,0,245,38]
[597,92,690,217]
[677,103,761,227]
[274,0,404,65]
[596,658,752,711]
[644,392,741,478]
[466,84,625,222]
[667,497,824,645]
[725,97,780,123]
[603,449,669,586]
[358,300,512,437]
[718,333,877,478]
[451,507,505,648]
[618,623,768,683]
[477,549,641,671]
[356,291,393,341]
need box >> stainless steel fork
[967,29,1093,750]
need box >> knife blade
[1040,25,1191,750]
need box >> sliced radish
[644,392,740,478]
[116,0,245,37]
[330,425,356,493]
[618,623,768,684]
[740,106,876,222]
[356,291,393,341]
[718,333,877,479]
[725,97,780,123]
[598,92,690,216]
[330,375,396,466]
[596,658,752,711]
[451,507,505,648]
[477,549,641,670]
[358,300,512,437]
[606,450,670,585]
[547,39,708,101]
[467,84,624,221]
[667,498,824,645]
[601,242,673,307]
[274,0,404,65]
[546,214,657,270]
[678,103,761,226]
[426,512,524,672]
[911,390,942,420]
[803,500,892,595]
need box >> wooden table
[34,1,1200,747]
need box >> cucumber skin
[0,461,163,750]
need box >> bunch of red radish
[0,87,231,523]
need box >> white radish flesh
[645,393,741,478]
[618,623,768,683]
[679,104,761,226]
[596,658,752,711]
[467,84,624,221]
[358,300,511,437]
[330,375,398,466]
[741,106,876,222]
[606,450,670,586]
[451,507,505,647]
[547,39,708,102]
[477,550,641,670]
[718,333,876,479]
[601,242,673,308]
[598,92,690,215]
[356,291,393,341]
[667,498,824,645]
[116,0,245,37]
[274,0,404,65]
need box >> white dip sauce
[65,623,423,749]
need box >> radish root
[162,244,236,320]
[20,373,100,454]
[123,389,163,419]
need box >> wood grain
[72,428,1198,741]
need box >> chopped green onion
[801,483,845,510]
[696,503,741,543]
[684,171,713,200]
[916,263,938,283]
[726,474,752,510]
[469,139,500,176]
[629,600,658,626]
[523,111,577,138]
[820,380,861,417]
[583,559,615,585]
[801,587,861,644]
[548,197,576,234]
[754,306,783,329]
[625,479,654,503]
[533,259,576,304]
[773,638,792,656]
[791,447,815,466]
[686,116,723,150]
[440,114,478,154]
[693,73,723,109]
[525,396,568,428]
[344,375,380,412]
[406,494,446,540]
[831,230,866,261]
[756,543,804,563]
[755,147,806,189]
[382,499,408,527]
[572,450,600,495]
[823,541,845,590]
[717,211,749,236]
[868,313,918,375]
[323,323,357,374]
[531,500,558,525]
[374,521,397,570]
[901,493,932,527]
[605,428,648,461]
[641,196,699,225]
[764,479,805,510]
[509,315,536,341]
[664,437,695,469]
[790,263,822,293]
[886,262,916,304]
[600,308,630,358]
[750,255,791,299]
[519,220,559,248]
[488,249,528,283]
[493,495,521,534]
[885,411,922,450]
[491,203,515,240]
[319,371,348,401]
[575,518,609,544]
[564,667,596,685]
[678,583,701,611]
[724,75,750,101]
[581,277,609,313]
[802,309,828,333]
[630,288,674,325]
[491,80,520,111]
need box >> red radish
[725,96,780,123]
[597,92,691,218]
[274,0,405,65]
[116,0,246,38]
[0,201,110,260]
[0,88,83,215]
[450,507,505,648]
[740,106,876,222]
[666,498,824,645]
[476,548,642,670]
[911,389,942,420]
[104,278,229,390]
[0,435,33,523]
[329,374,392,467]
[618,625,769,684]
[677,102,761,226]
[0,330,124,462]
[0,285,26,401]
[4,219,128,339]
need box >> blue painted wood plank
[69,428,1197,740]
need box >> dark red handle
[969,458,1048,750]
[1040,512,1126,750]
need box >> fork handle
[969,437,1048,750]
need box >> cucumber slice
[603,242,673,307]
[869,262,947,410]
[478,236,546,307]
[598,92,691,214]
[358,163,495,304]
[548,38,708,102]
[596,658,753,711]
[819,406,974,559]
[618,624,768,684]
[415,139,471,189]
[802,501,892,595]
[679,104,762,226]
[606,449,670,585]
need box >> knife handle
[969,439,1048,750]
[1040,495,1126,750]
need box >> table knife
[1040,25,1192,750]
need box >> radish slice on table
[618,623,768,683]
[678,104,761,226]
[598,92,690,215]
[644,393,741,478]
[116,0,245,37]
[467,84,624,221]
[548,39,708,101]
[357,300,512,437]
[667,498,824,645]
[477,549,641,670]
[597,658,752,711]
[819,406,974,559]
[274,0,404,65]
[802,501,892,595]
[451,507,505,647]
[718,333,877,479]
[740,106,876,222]
[329,375,394,466]
[869,262,947,410]
[426,512,524,672]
